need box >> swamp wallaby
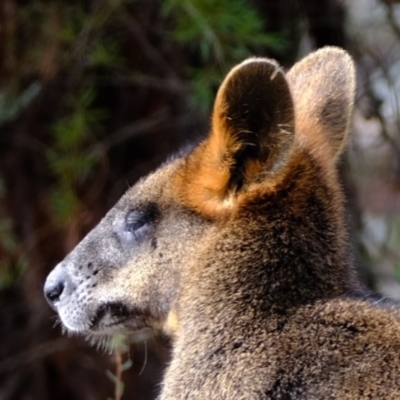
[44,47,400,399]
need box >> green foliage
[88,39,124,69]
[163,0,286,110]
[12,1,127,228]
[188,66,222,113]
[164,0,282,58]
[58,0,128,45]
[0,176,16,256]
[0,257,27,290]
[0,175,26,290]
[0,218,17,253]
[49,184,81,225]
[48,88,106,224]
[61,5,89,43]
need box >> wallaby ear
[286,47,356,162]
[176,58,295,218]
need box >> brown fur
[175,58,295,219]
[44,47,400,399]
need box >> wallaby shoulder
[163,296,400,399]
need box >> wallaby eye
[125,211,147,233]
[124,204,159,238]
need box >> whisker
[139,340,148,376]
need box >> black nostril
[45,282,65,304]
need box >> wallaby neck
[161,300,280,399]
[160,156,362,399]
[161,256,360,400]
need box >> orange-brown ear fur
[286,47,355,164]
[175,58,295,219]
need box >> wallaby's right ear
[175,58,295,219]
[286,47,356,163]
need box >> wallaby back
[44,47,400,399]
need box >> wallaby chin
[44,47,400,399]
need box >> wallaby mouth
[89,302,150,333]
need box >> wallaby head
[43,160,210,335]
[44,47,366,394]
[44,47,356,337]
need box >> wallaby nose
[44,280,65,309]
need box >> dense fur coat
[45,48,400,399]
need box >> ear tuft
[212,58,295,183]
[286,47,356,162]
[175,58,295,218]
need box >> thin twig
[90,109,169,154]
[114,347,124,400]
[90,109,203,155]
[139,340,147,376]
[118,8,179,79]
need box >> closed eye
[126,212,147,233]
[124,203,159,241]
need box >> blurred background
[1,0,400,399]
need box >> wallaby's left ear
[176,58,295,218]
